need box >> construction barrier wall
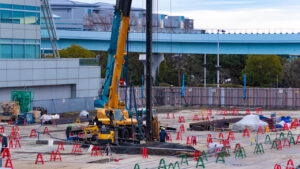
[12,87,300,114]
[119,87,300,109]
[32,97,95,114]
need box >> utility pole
[146,0,153,141]
[216,29,225,88]
[204,54,207,88]
[217,30,220,88]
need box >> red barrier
[223,109,228,116]
[72,143,82,154]
[179,124,185,133]
[296,135,300,144]
[277,140,282,150]
[56,150,62,162]
[186,136,191,145]
[194,150,201,161]
[142,147,148,159]
[166,113,170,119]
[214,147,221,157]
[15,139,21,149]
[228,131,235,140]
[172,113,175,119]
[234,143,241,153]
[8,118,13,125]
[243,128,250,137]
[283,123,289,131]
[24,119,27,126]
[193,114,200,121]
[191,136,197,145]
[176,131,182,140]
[221,139,231,148]
[286,159,294,169]
[0,126,4,133]
[5,158,13,169]
[30,129,37,138]
[283,138,291,148]
[207,134,212,146]
[208,109,213,116]
[57,141,64,151]
[35,153,44,164]
[43,127,49,135]
[2,148,11,158]
[290,119,298,129]
[246,109,251,115]
[206,116,210,121]
[91,146,98,157]
[52,119,57,127]
[256,107,262,115]
[274,164,281,169]
[9,140,14,149]
[50,151,56,162]
[166,132,172,142]
[218,132,224,139]
[257,126,264,135]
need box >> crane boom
[108,0,132,109]
[94,1,122,108]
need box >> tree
[158,60,167,83]
[222,55,247,84]
[59,44,96,58]
[242,55,283,87]
[283,58,300,87]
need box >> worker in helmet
[1,133,7,153]
[159,127,167,143]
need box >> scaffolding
[41,0,60,58]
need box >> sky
[75,0,300,32]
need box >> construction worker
[159,127,167,143]
[66,124,72,140]
[1,133,7,153]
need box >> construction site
[0,0,300,168]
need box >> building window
[25,45,36,58]
[0,4,12,9]
[25,12,37,25]
[13,44,24,59]
[13,4,24,10]
[0,44,12,59]
[0,10,12,23]
[12,11,25,24]
[25,6,37,11]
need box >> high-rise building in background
[49,0,203,33]
[0,0,101,114]
[0,1,41,59]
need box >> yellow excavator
[71,0,160,145]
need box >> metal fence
[21,87,300,114]
[119,87,300,109]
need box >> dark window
[0,10,12,23]
[12,11,24,24]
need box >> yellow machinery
[70,0,160,144]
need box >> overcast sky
[75,0,300,32]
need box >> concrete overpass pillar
[139,54,164,84]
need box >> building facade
[0,0,41,59]
[0,0,101,113]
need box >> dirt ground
[2,109,300,169]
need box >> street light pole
[217,30,220,88]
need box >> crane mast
[107,0,132,109]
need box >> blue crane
[94,3,123,108]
